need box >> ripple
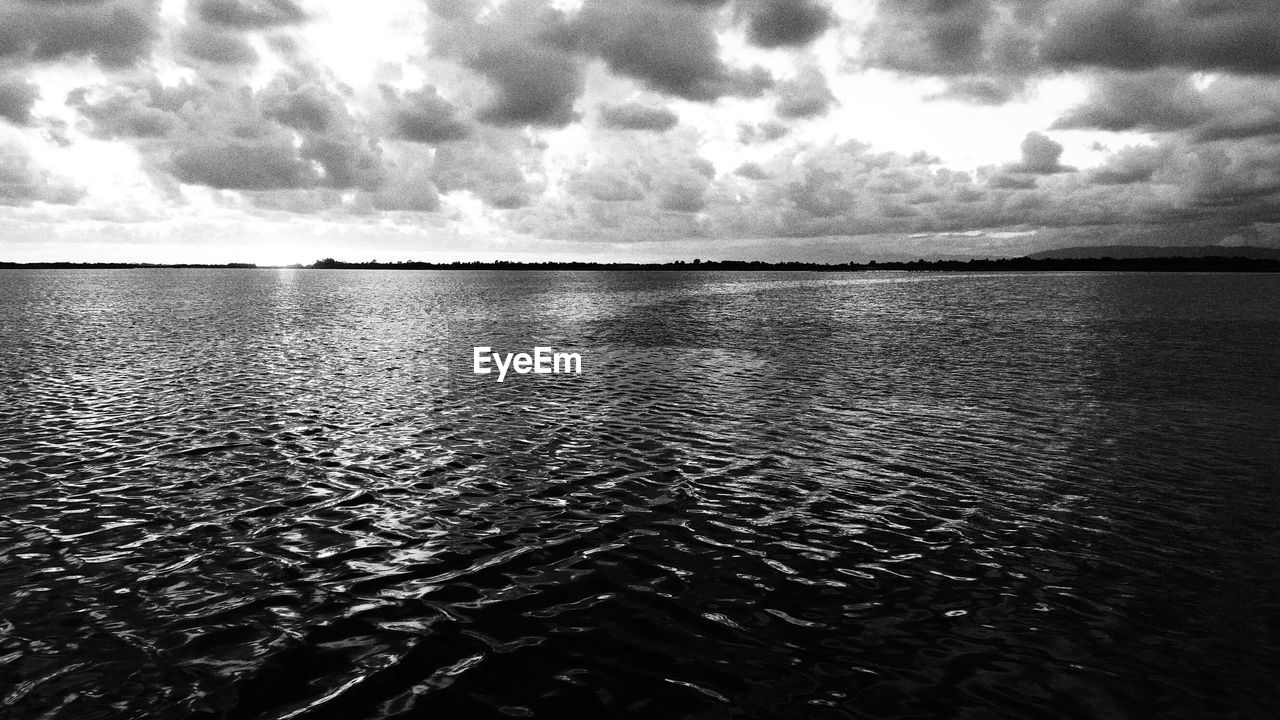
[0,269,1277,719]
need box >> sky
[3,0,1280,264]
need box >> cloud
[69,85,183,138]
[739,120,789,143]
[0,79,39,126]
[170,135,318,190]
[863,1,1280,83]
[1177,140,1280,211]
[656,156,715,213]
[263,83,338,132]
[371,147,441,212]
[386,86,471,143]
[1041,0,1280,75]
[564,0,772,101]
[1009,132,1072,174]
[430,133,538,208]
[0,142,84,205]
[988,173,1038,190]
[14,0,1280,257]
[195,0,308,29]
[1053,70,1207,132]
[598,102,678,131]
[744,0,835,49]
[520,129,721,237]
[424,0,774,132]
[787,167,855,218]
[775,67,835,118]
[178,25,259,66]
[0,0,160,69]
[863,0,1003,76]
[426,1,582,127]
[927,77,1026,105]
[302,134,383,190]
[569,162,648,202]
[469,42,581,127]
[1056,71,1280,144]
[71,74,384,196]
[1088,144,1169,185]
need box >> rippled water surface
[1,269,1278,719]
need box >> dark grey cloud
[387,86,471,143]
[0,0,159,69]
[1041,0,1280,75]
[68,86,180,137]
[195,0,307,29]
[864,0,1280,95]
[744,0,834,49]
[178,25,258,66]
[1009,132,1071,174]
[425,0,772,132]
[1053,70,1207,132]
[171,137,317,190]
[1088,144,1168,185]
[863,0,1002,76]
[735,162,769,179]
[470,43,581,127]
[425,1,583,127]
[0,79,39,126]
[1196,113,1280,143]
[775,67,835,118]
[1177,140,1280,211]
[598,102,678,131]
[302,135,383,190]
[564,0,772,101]
[1056,71,1280,146]
[264,83,337,132]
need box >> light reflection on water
[0,269,1277,719]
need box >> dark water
[1,269,1277,719]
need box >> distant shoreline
[4,257,1280,272]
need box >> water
[0,269,1277,719]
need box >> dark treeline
[0,262,261,269]
[864,256,1280,272]
[308,256,1280,272]
[309,258,862,271]
[4,257,1279,271]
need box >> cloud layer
[3,0,1280,261]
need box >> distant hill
[1028,245,1280,260]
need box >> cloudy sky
[3,0,1280,264]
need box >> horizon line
[4,256,1280,272]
